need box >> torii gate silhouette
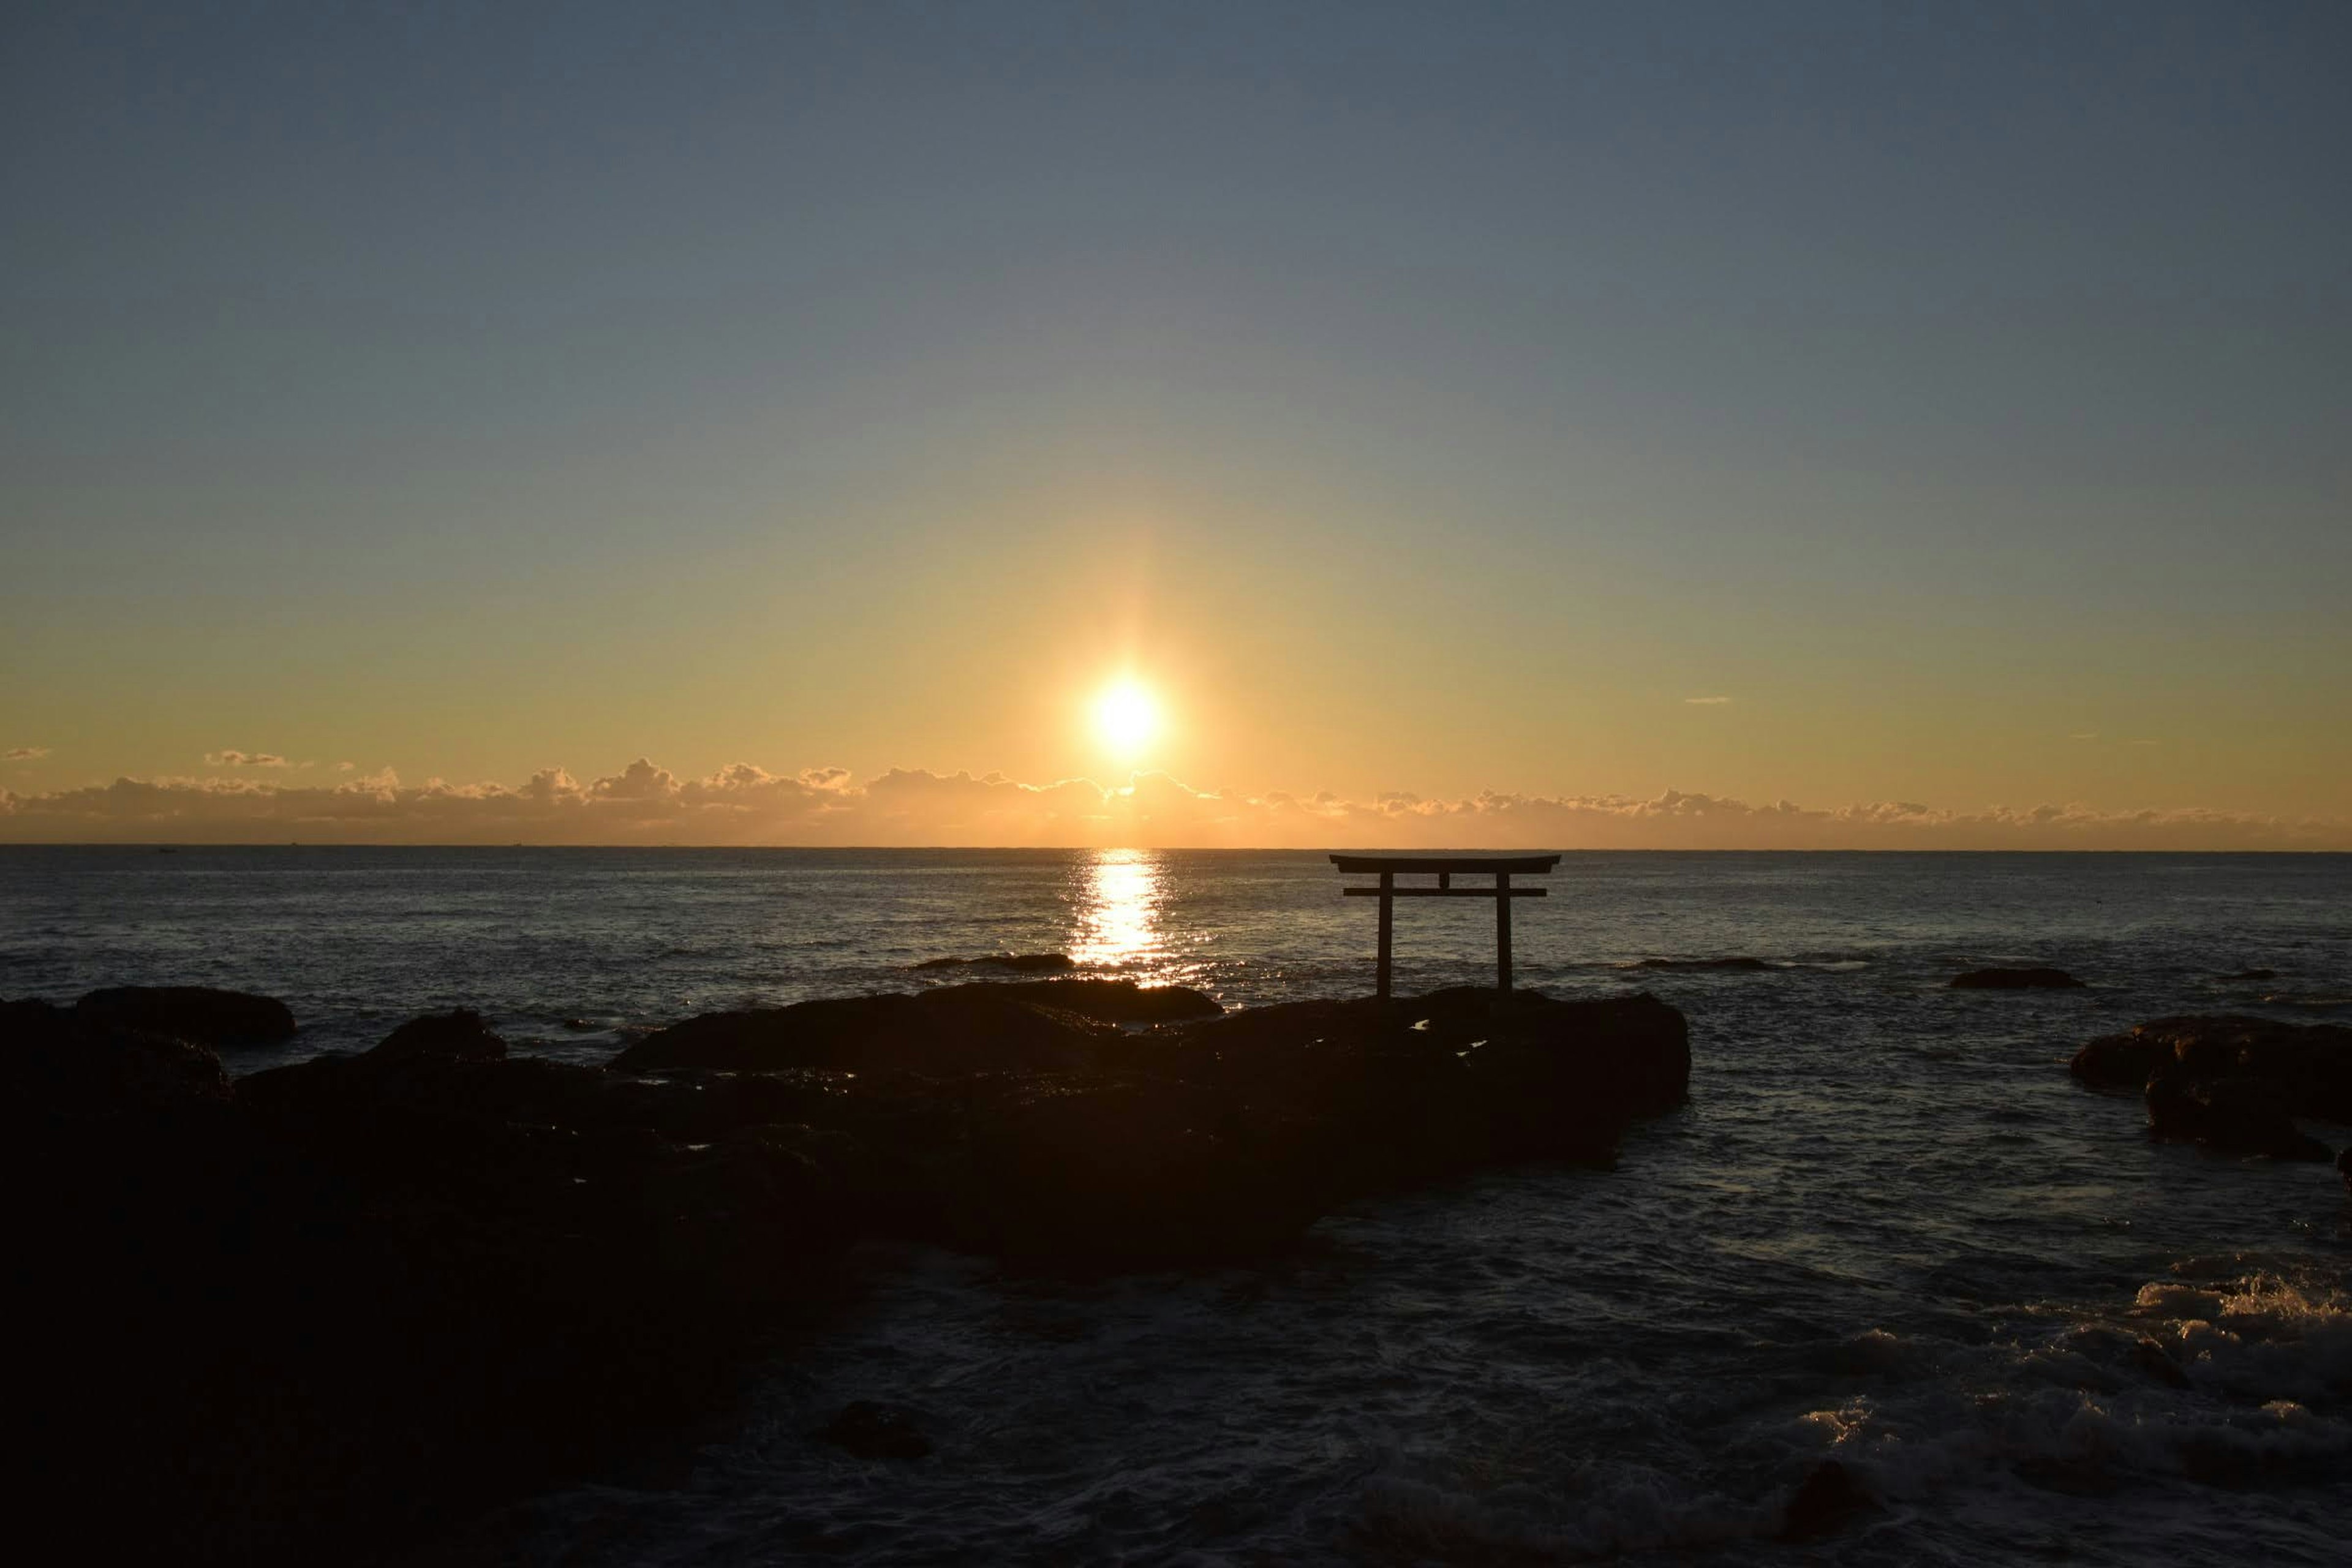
[1330,854,1561,1000]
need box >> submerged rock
[913,952,1076,973]
[2221,968,2277,982]
[1951,967,2084,990]
[1629,956,1773,971]
[74,984,296,1046]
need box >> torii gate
[1330,854,1561,1000]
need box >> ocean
[4,847,2347,1563]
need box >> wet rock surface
[72,982,297,1046]
[2070,1014,2348,1161]
[12,976,1689,1564]
[1952,967,2085,990]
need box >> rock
[817,1400,931,1459]
[913,952,1076,973]
[20,974,1692,1562]
[614,979,1221,1074]
[1781,1458,1873,1540]
[2144,1072,2332,1161]
[6,995,236,1116]
[2070,1031,2163,1091]
[2339,1146,2351,1193]
[367,1008,505,1063]
[2222,968,2277,981]
[1629,956,1773,971]
[74,984,296,1046]
[934,977,1223,1025]
[1951,967,2084,990]
[2133,1335,2191,1389]
[2080,1016,2351,1120]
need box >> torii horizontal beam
[1330,854,1562,998]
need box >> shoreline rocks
[2070,1015,2347,1162]
[72,983,296,1046]
[14,975,1691,1563]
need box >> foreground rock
[74,983,296,1045]
[1952,967,2084,990]
[2071,1015,2348,1161]
[16,976,1690,1563]
[615,978,1223,1072]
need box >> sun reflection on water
[1069,848,1166,972]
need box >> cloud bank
[1,758,2340,850]
[205,750,292,767]
[4,745,50,760]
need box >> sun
[1091,679,1161,758]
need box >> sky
[4,1,2347,847]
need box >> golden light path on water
[1068,848,1167,973]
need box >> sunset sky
[5,2,2347,846]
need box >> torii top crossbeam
[1330,854,1562,1000]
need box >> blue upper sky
[4,1,2346,830]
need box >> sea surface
[5,847,2348,1564]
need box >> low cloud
[206,750,291,768]
[1683,696,1732,706]
[0,758,2339,850]
[4,745,49,760]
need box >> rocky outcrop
[2070,1015,2348,1162]
[613,978,1222,1073]
[73,984,296,1046]
[1951,967,2084,990]
[1630,956,1773,971]
[2144,1074,2331,1161]
[368,1006,507,1062]
[17,975,1691,1563]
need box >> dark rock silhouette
[818,1400,932,1459]
[2339,1146,2351,1193]
[1629,956,1773,971]
[2144,1073,2331,1161]
[614,978,1222,1072]
[2070,1015,2346,1162]
[2221,968,2277,981]
[2072,1015,2352,1119]
[2132,1335,2192,1389]
[1781,1458,1874,1540]
[1951,967,2084,990]
[913,952,1077,973]
[17,975,1688,1564]
[369,1006,506,1062]
[74,983,296,1046]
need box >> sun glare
[1092,680,1161,758]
